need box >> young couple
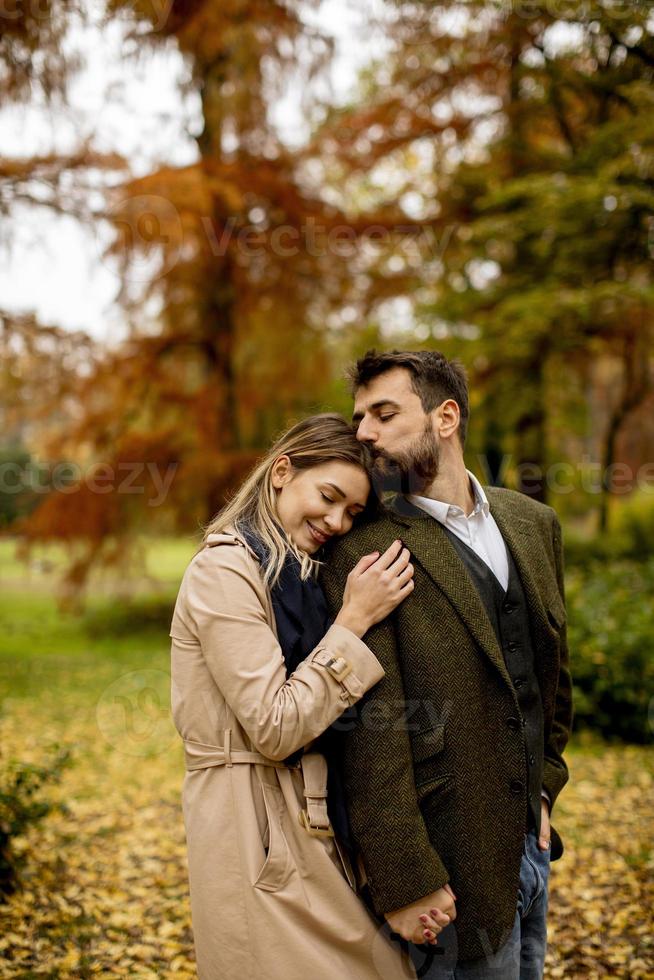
[170,349,573,980]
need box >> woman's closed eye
[321,492,360,520]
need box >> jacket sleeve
[170,542,385,762]
[542,513,573,810]
[321,541,450,915]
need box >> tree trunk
[599,326,651,532]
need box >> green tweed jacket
[319,486,573,964]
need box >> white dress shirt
[407,470,509,591]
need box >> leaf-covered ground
[1,700,652,979]
[0,541,652,978]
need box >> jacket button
[513,676,524,689]
[529,754,536,765]
[507,717,520,731]
[507,641,518,653]
[502,601,516,614]
[509,779,524,795]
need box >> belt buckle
[298,809,335,838]
[326,656,352,683]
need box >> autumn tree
[315,1,654,514]
[4,0,428,593]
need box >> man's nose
[356,418,377,444]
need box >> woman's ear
[271,454,293,489]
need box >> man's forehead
[354,367,415,406]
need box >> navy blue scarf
[240,524,353,851]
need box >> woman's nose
[324,512,343,534]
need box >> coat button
[507,717,520,731]
[509,779,524,795]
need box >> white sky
[0,0,384,340]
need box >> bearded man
[320,349,573,980]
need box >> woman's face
[271,457,370,555]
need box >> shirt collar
[407,469,490,521]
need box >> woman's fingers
[419,913,443,932]
[374,539,404,571]
[418,913,444,945]
[431,904,456,923]
[353,551,380,575]
[395,562,413,585]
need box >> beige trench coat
[169,528,415,980]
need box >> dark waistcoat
[439,524,545,835]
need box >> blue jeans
[407,831,550,980]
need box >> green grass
[0,534,198,592]
[0,537,196,707]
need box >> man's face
[352,367,440,493]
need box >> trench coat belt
[183,736,300,771]
[183,734,333,837]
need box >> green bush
[564,493,654,568]
[563,533,630,569]
[566,559,654,743]
[611,494,654,563]
[82,594,176,638]
[0,745,72,898]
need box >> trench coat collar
[379,487,550,688]
[205,526,262,564]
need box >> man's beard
[370,420,440,497]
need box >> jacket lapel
[381,494,512,687]
[485,488,556,665]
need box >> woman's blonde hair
[200,413,372,588]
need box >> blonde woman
[170,415,437,980]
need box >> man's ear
[435,399,461,441]
[271,454,293,489]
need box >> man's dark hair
[346,348,470,447]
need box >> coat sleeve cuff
[365,848,450,916]
[542,758,569,811]
[308,623,385,701]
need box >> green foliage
[567,559,654,743]
[0,746,72,898]
[82,594,176,638]
[564,493,654,566]
[611,493,654,562]
[0,446,39,529]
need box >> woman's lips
[307,521,329,545]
